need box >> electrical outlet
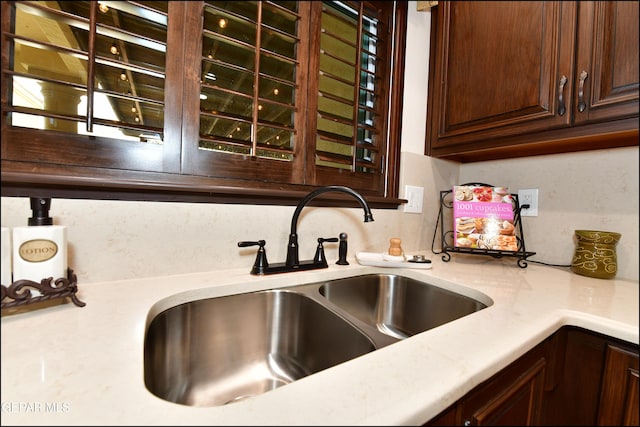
[518,189,539,217]
[403,185,424,213]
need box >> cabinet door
[427,1,576,152]
[424,357,548,426]
[459,358,546,426]
[597,344,640,426]
[574,1,640,124]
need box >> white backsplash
[1,146,637,283]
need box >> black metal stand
[431,183,535,268]
[1,268,85,310]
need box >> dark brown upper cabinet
[1,1,407,208]
[573,1,639,125]
[426,1,639,163]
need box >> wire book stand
[431,183,536,268]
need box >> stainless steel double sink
[144,273,492,407]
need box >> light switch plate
[518,189,539,217]
[404,185,424,213]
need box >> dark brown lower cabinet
[459,357,547,426]
[425,326,639,426]
[596,344,639,426]
[426,332,556,426]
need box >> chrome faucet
[238,186,374,275]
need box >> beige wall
[1,4,638,283]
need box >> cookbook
[452,185,518,251]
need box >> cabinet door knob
[557,75,568,116]
[578,70,588,112]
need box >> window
[11,1,167,138]
[1,1,407,207]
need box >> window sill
[1,162,406,209]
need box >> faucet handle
[313,237,338,266]
[238,240,268,275]
[238,240,265,248]
[320,237,339,243]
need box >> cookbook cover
[452,185,518,251]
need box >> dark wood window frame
[1,1,408,209]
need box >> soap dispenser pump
[12,197,68,285]
[29,197,53,226]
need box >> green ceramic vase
[571,230,621,279]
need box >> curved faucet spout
[286,186,374,267]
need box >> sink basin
[144,273,491,407]
[144,289,375,407]
[318,274,489,339]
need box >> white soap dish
[382,253,406,262]
[355,252,432,269]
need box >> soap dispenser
[12,197,68,285]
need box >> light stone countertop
[1,255,638,426]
